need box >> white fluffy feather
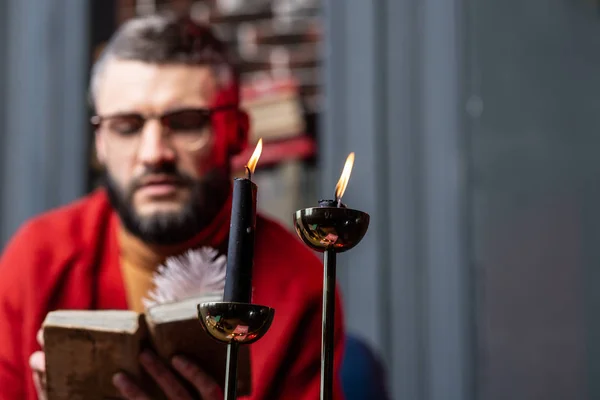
[143,247,227,309]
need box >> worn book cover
[43,248,251,400]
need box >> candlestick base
[293,207,370,253]
[197,302,275,345]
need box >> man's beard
[104,164,229,246]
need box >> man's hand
[113,350,223,400]
[29,329,47,400]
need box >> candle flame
[335,152,355,201]
[246,138,263,174]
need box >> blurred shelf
[209,9,273,24]
[232,135,316,172]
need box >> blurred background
[2,0,600,399]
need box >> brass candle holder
[197,302,275,399]
[293,153,370,400]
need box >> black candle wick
[246,165,252,181]
[334,190,343,208]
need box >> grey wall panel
[467,0,600,399]
[0,0,89,247]
[321,1,471,399]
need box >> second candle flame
[246,138,263,177]
[335,152,355,202]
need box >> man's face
[94,59,230,244]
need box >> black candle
[223,177,257,303]
[223,139,262,303]
[318,199,347,208]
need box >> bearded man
[0,13,345,400]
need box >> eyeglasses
[91,105,237,152]
[90,105,237,136]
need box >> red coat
[0,189,345,400]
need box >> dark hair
[89,13,235,106]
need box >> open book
[43,294,251,400]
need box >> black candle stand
[293,202,370,400]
